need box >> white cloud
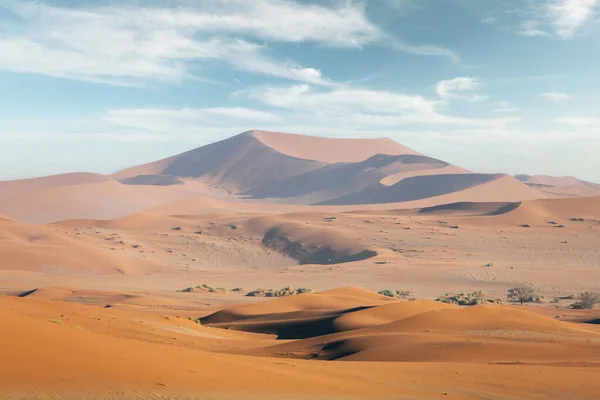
[482,17,496,25]
[104,107,282,133]
[556,116,600,126]
[391,40,461,63]
[435,77,487,102]
[518,20,550,36]
[548,0,599,38]
[517,0,599,39]
[240,84,515,130]
[0,0,377,86]
[493,101,519,113]
[242,84,437,115]
[541,92,572,101]
[0,0,462,87]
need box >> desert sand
[1,131,600,399]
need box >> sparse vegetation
[506,286,541,305]
[246,287,314,297]
[571,291,600,309]
[47,319,64,325]
[181,284,314,297]
[436,290,500,306]
[378,289,412,299]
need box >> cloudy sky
[0,0,599,181]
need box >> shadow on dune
[418,201,522,216]
[202,306,376,339]
[261,228,377,265]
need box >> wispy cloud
[240,84,514,129]
[517,0,599,39]
[0,0,458,86]
[548,0,599,38]
[104,107,282,133]
[435,77,487,102]
[0,0,378,86]
[541,92,572,101]
[556,116,600,126]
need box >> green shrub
[437,290,492,306]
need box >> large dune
[204,288,600,366]
[517,174,600,198]
[252,129,421,162]
[6,130,600,224]
[320,173,542,205]
[4,289,599,399]
[0,178,218,224]
[0,217,158,275]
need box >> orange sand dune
[321,173,542,205]
[252,129,421,162]
[0,217,158,275]
[490,196,600,225]
[0,178,218,224]
[218,294,600,365]
[2,288,600,399]
[0,172,110,198]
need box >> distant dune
[320,173,542,205]
[516,174,600,198]
[6,130,599,223]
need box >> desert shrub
[231,287,246,294]
[181,286,195,293]
[437,290,492,306]
[436,290,495,306]
[506,286,536,305]
[246,289,268,297]
[571,291,600,309]
[378,289,412,299]
[209,287,228,294]
[246,287,313,297]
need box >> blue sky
[1,0,599,181]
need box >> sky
[0,0,599,181]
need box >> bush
[378,289,396,298]
[571,291,600,309]
[507,286,536,305]
[378,289,412,299]
[246,287,313,297]
[437,290,492,306]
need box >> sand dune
[0,179,219,224]
[4,290,599,399]
[205,290,600,365]
[1,131,559,223]
[0,217,159,275]
[243,154,454,204]
[0,172,110,198]
[114,130,327,191]
[252,129,421,162]
[517,174,600,198]
[321,173,541,205]
[486,196,600,226]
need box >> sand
[1,287,599,399]
[2,131,600,399]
